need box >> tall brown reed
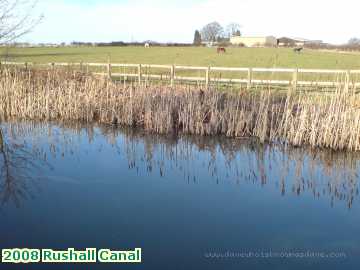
[1,68,360,151]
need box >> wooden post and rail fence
[1,61,360,90]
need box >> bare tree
[226,23,242,38]
[0,0,43,43]
[200,21,224,42]
[348,38,360,45]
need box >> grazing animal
[293,47,303,53]
[217,47,226,54]
[144,43,150,48]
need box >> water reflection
[0,126,49,207]
[0,121,359,209]
[121,127,359,209]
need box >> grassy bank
[0,68,360,151]
[2,46,360,69]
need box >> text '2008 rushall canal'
[1,248,142,264]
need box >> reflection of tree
[0,127,48,207]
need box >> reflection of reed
[2,121,359,209]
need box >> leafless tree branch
[0,0,43,43]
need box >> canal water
[0,121,359,269]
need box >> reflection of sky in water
[0,121,359,270]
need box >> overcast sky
[24,0,359,44]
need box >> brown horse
[217,47,226,54]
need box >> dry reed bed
[1,68,360,151]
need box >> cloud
[24,0,359,44]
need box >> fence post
[170,65,175,87]
[247,68,253,90]
[345,70,351,92]
[107,60,112,80]
[292,68,298,91]
[138,64,142,85]
[24,62,28,71]
[205,67,210,89]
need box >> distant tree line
[70,41,195,47]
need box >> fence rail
[1,61,360,89]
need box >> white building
[230,36,278,47]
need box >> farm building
[277,37,323,47]
[277,37,298,47]
[230,36,277,47]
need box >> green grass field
[2,46,360,85]
[2,46,360,69]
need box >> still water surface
[0,121,359,269]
